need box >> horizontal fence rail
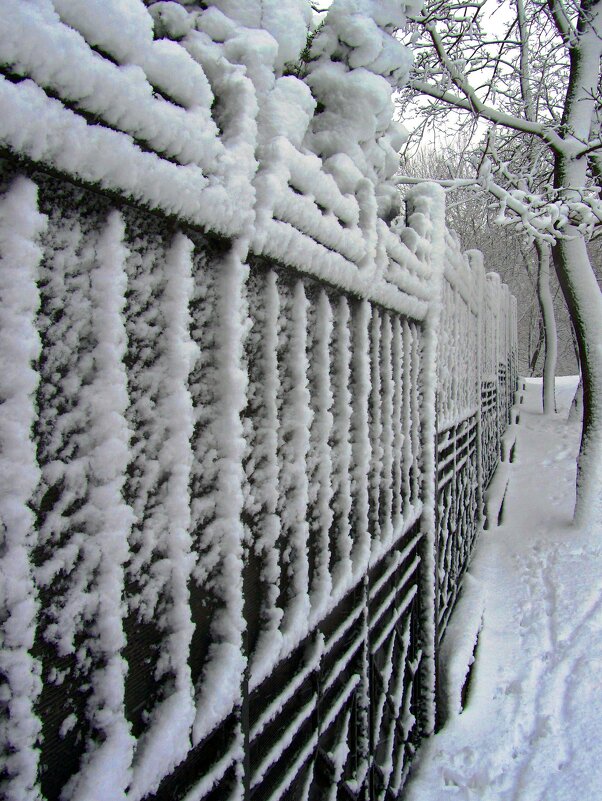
[0,3,518,801]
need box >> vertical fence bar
[0,177,45,801]
[405,183,446,736]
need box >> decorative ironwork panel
[241,521,424,801]
[368,526,424,798]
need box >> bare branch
[545,0,578,45]
[409,78,566,150]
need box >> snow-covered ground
[405,376,602,801]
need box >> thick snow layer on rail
[0,0,440,312]
[406,377,602,801]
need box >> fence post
[405,182,445,736]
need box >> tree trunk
[534,240,557,414]
[552,0,602,520]
[552,226,602,521]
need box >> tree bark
[529,320,544,376]
[534,240,557,414]
[568,321,583,421]
[569,378,584,422]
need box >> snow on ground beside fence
[405,376,602,801]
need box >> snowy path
[405,377,602,801]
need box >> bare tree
[398,0,602,520]
[403,143,565,411]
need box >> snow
[405,376,602,801]
[306,291,335,616]
[181,733,242,801]
[62,211,136,801]
[126,232,198,801]
[251,696,317,789]
[276,279,312,645]
[304,0,417,220]
[0,75,247,235]
[330,297,354,589]
[206,0,312,74]
[243,269,285,690]
[249,636,323,740]
[369,308,384,542]
[1,0,220,168]
[262,730,319,801]
[407,182,446,734]
[349,300,372,574]
[0,0,258,236]
[190,243,249,747]
[21,203,137,801]
[0,178,45,801]
[0,0,442,314]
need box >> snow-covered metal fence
[0,3,517,801]
[435,243,518,647]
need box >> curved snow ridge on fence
[0,0,438,314]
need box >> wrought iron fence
[0,156,517,801]
[0,4,517,798]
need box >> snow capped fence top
[0,0,434,318]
